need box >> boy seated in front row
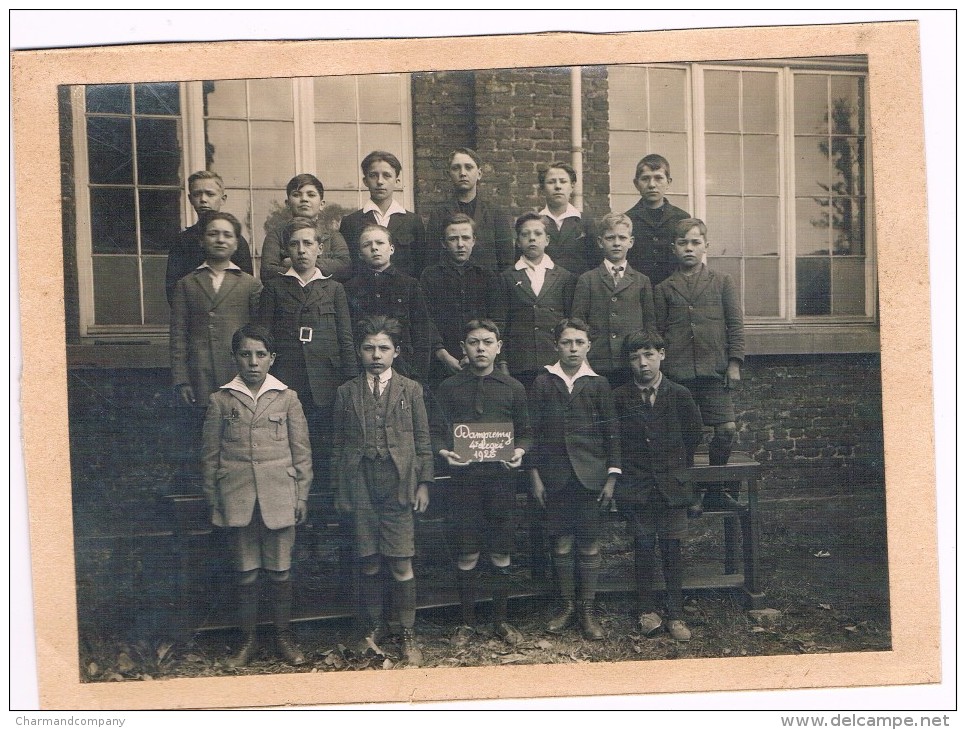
[339,150,427,277]
[612,330,704,642]
[260,173,352,283]
[529,318,620,641]
[201,324,312,667]
[344,223,435,383]
[572,211,657,387]
[655,218,745,514]
[332,316,433,667]
[433,320,531,647]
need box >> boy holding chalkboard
[433,319,531,646]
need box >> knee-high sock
[489,565,512,623]
[236,582,259,633]
[576,552,601,602]
[392,577,417,630]
[660,538,684,619]
[457,567,478,626]
[268,579,293,633]
[359,570,385,627]
[634,535,658,613]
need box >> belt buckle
[299,326,313,343]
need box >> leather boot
[577,600,605,641]
[270,580,305,666]
[546,550,576,633]
[226,582,259,668]
[546,599,576,633]
[400,627,423,666]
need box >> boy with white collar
[339,150,427,277]
[537,161,598,275]
[529,318,621,640]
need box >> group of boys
[168,148,744,669]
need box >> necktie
[613,265,624,286]
[474,376,485,416]
[642,387,655,407]
[372,377,381,399]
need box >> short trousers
[451,463,515,556]
[231,502,296,572]
[545,473,602,545]
[678,377,735,425]
[622,492,689,541]
[353,455,415,558]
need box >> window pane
[254,190,288,251]
[325,190,362,211]
[86,84,130,114]
[138,189,183,254]
[142,256,170,325]
[136,117,182,186]
[92,255,140,325]
[831,197,865,256]
[705,134,740,195]
[831,258,866,315]
[796,257,831,315]
[650,132,689,193]
[666,193,690,213]
[742,72,777,134]
[829,137,865,196]
[87,116,133,185]
[250,121,295,187]
[830,75,865,135]
[248,78,294,120]
[360,124,404,176]
[90,188,136,254]
[708,256,741,296]
[221,189,255,248]
[316,122,360,190]
[358,74,401,123]
[607,66,647,131]
[649,68,686,132]
[745,257,780,317]
[704,70,739,132]
[795,136,828,196]
[611,193,641,215]
[314,75,358,122]
[794,74,828,135]
[744,197,780,256]
[205,119,250,187]
[134,82,180,116]
[796,197,830,255]
[706,196,743,257]
[203,79,247,117]
[743,135,778,196]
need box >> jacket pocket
[269,414,287,440]
[222,417,239,442]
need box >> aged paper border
[11,18,940,710]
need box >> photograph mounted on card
[452,422,515,463]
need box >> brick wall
[412,66,610,220]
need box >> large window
[72,74,412,337]
[608,59,874,335]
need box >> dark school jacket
[544,211,599,276]
[624,198,691,287]
[339,208,427,278]
[426,195,514,274]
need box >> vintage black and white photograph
[12,14,944,711]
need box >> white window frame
[72,75,414,341]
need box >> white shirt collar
[363,198,407,219]
[635,371,663,393]
[604,259,628,277]
[539,203,582,227]
[514,255,555,271]
[545,360,599,392]
[197,261,241,272]
[368,368,393,388]
[222,373,288,402]
[283,266,329,285]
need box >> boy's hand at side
[436,349,463,374]
[530,469,546,508]
[725,360,742,388]
[177,384,196,405]
[439,449,472,468]
[295,499,309,525]
[501,447,525,470]
[598,475,617,511]
[413,483,431,513]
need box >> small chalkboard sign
[452,422,515,463]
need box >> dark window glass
[92,255,140,324]
[134,82,181,116]
[90,188,136,254]
[136,118,182,186]
[796,257,831,315]
[138,189,183,254]
[87,116,133,185]
[86,84,131,115]
[142,257,171,325]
